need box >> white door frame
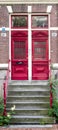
[28,6,32,81]
[9,6,50,80]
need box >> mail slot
[16,61,24,65]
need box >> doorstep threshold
[9,80,48,85]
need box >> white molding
[0,1,58,4]
[0,27,58,31]
[7,6,13,13]
[9,14,11,79]
[28,6,32,81]
[48,14,50,60]
[50,27,58,30]
[47,5,52,13]
[0,64,8,68]
[48,14,51,78]
[0,28,28,31]
[52,63,58,69]
[28,6,32,13]
[0,28,9,31]
[0,63,58,70]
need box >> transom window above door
[11,15,48,28]
[32,16,48,28]
[11,15,28,28]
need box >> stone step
[10,115,54,124]
[7,96,49,102]
[7,80,51,124]
[8,90,50,96]
[8,85,49,90]
[8,88,50,92]
[7,109,49,116]
[7,101,49,104]
[7,95,49,98]
[7,102,49,108]
[9,80,48,86]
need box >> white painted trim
[0,63,58,70]
[9,14,11,79]
[28,6,32,13]
[28,6,32,81]
[48,14,50,61]
[0,64,8,68]
[11,29,28,31]
[7,6,13,13]
[0,1,58,4]
[50,27,58,30]
[48,14,51,78]
[0,27,58,31]
[0,28,28,31]
[0,28,9,31]
[47,5,52,13]
[10,13,50,16]
[52,63,58,69]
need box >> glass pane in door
[34,41,46,59]
[14,41,26,59]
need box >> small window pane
[12,16,28,27]
[14,41,26,59]
[34,42,46,59]
[32,16,48,28]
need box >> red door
[32,31,49,80]
[11,31,28,80]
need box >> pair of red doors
[11,31,49,80]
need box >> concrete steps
[7,108,49,116]
[8,90,49,96]
[11,116,53,124]
[7,96,50,102]
[6,80,54,124]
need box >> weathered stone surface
[0,0,58,4]
[0,125,58,130]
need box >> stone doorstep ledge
[0,125,58,130]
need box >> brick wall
[50,30,58,63]
[0,6,9,27]
[50,4,58,27]
[12,5,27,12]
[0,32,9,63]
[0,6,9,63]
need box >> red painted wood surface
[32,31,49,80]
[11,31,28,80]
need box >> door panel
[11,31,28,80]
[32,31,49,80]
[32,61,49,80]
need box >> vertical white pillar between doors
[48,14,50,61]
[28,6,32,81]
[48,14,51,78]
[9,14,11,79]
